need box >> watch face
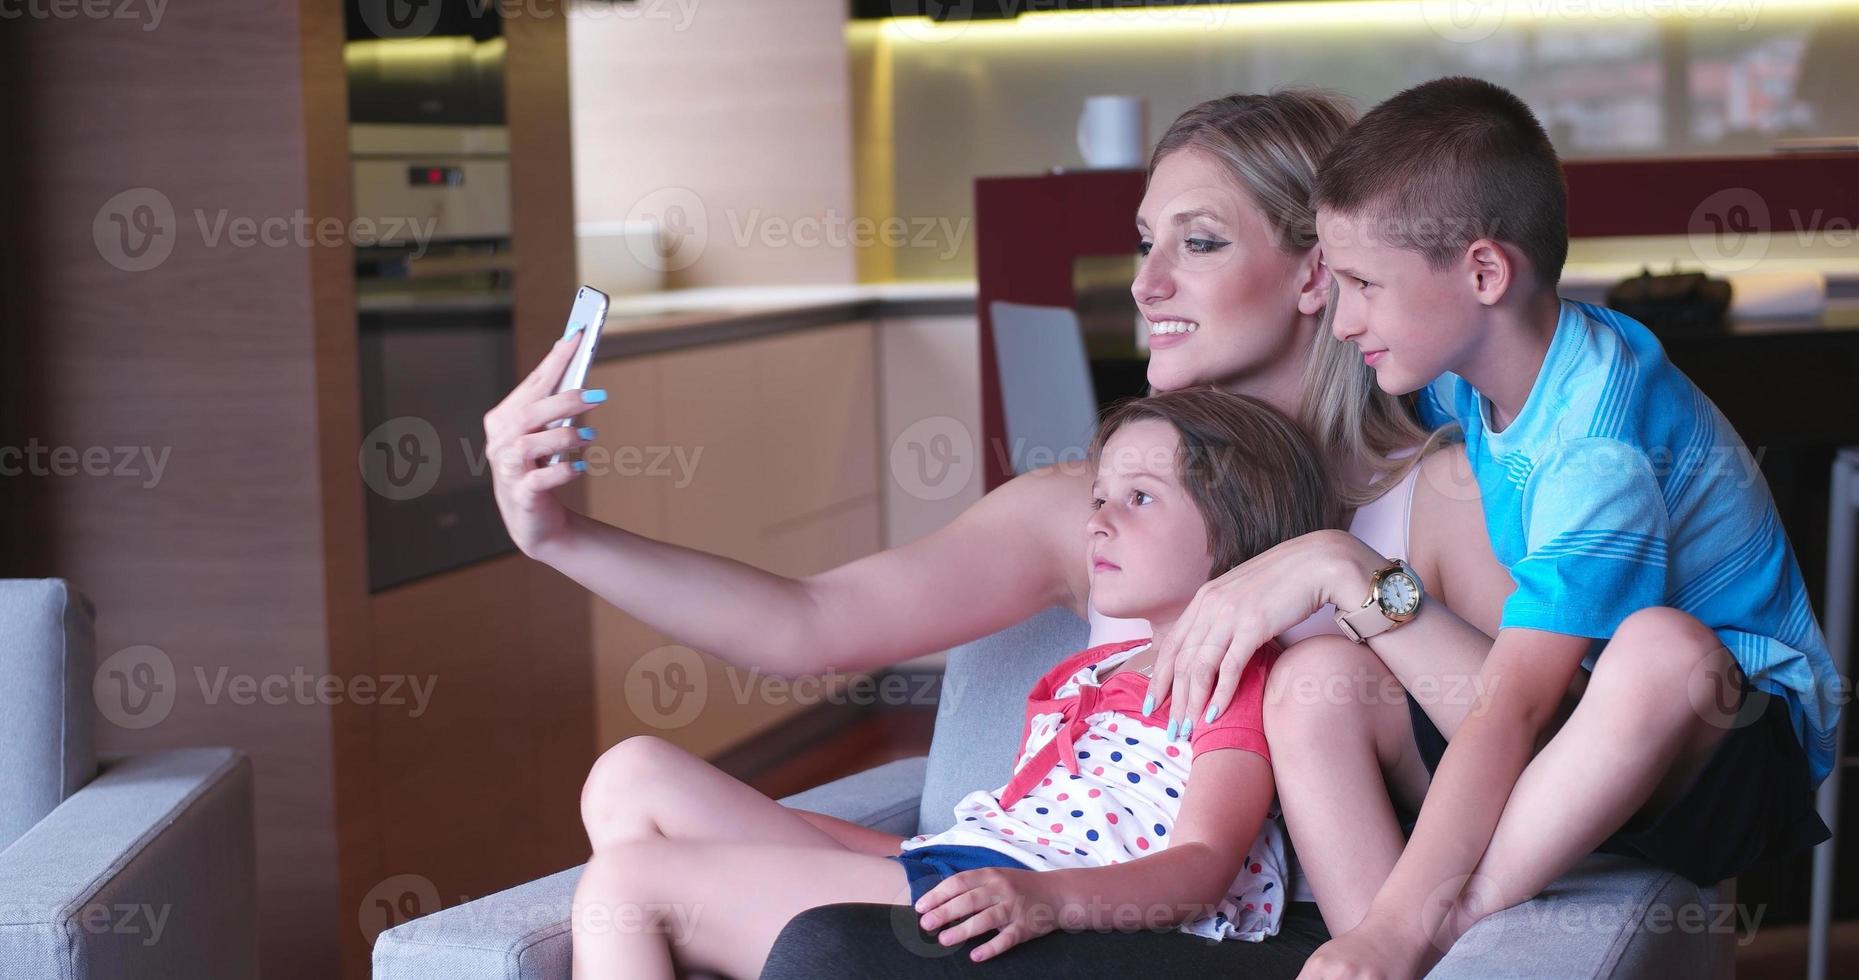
[1377,571,1420,616]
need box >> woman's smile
[1146,316,1200,349]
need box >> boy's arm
[1342,626,1591,965]
[1045,748,1274,929]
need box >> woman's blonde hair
[1148,90,1457,507]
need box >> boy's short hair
[1314,76,1568,287]
[1089,388,1340,580]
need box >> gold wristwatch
[1335,558,1424,643]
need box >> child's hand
[1296,912,1434,980]
[913,866,1076,962]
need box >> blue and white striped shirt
[1417,299,1840,784]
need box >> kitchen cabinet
[584,321,882,757]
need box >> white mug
[1076,95,1148,169]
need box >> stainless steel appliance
[352,121,517,591]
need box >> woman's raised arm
[538,462,1092,677]
[485,336,1096,677]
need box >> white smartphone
[547,285,610,466]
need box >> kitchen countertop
[589,263,1859,359]
[595,281,976,359]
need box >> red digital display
[406,166,464,187]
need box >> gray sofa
[0,579,257,980]
[373,606,1736,979]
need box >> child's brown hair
[1313,75,1568,288]
[1089,387,1341,580]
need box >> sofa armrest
[373,866,583,980]
[777,755,928,836]
[0,748,257,980]
[373,756,930,980]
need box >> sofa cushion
[0,579,99,852]
[1432,854,1735,979]
[919,605,1089,835]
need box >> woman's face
[1132,148,1323,395]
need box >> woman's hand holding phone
[483,328,606,559]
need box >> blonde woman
[485,90,1514,977]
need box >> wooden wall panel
[0,2,358,978]
[567,0,858,289]
[350,0,602,960]
[585,323,882,759]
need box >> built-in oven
[351,118,517,591]
[356,289,516,592]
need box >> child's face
[1132,148,1317,394]
[1086,419,1216,625]
[1315,207,1485,396]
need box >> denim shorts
[1405,677,1830,886]
[890,844,1034,905]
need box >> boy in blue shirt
[1296,76,1839,978]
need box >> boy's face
[1086,419,1215,624]
[1315,207,1485,396]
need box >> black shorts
[764,899,1330,979]
[1404,676,1830,887]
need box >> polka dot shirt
[899,638,1290,942]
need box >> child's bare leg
[1265,636,1433,935]
[1439,608,1740,943]
[579,735,905,856]
[570,838,914,980]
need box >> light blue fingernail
[577,426,596,440]
[1142,694,1156,716]
[563,321,585,339]
[1166,719,1177,740]
[1183,720,1193,740]
[582,388,608,404]
[1204,704,1217,724]
[571,460,587,473]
